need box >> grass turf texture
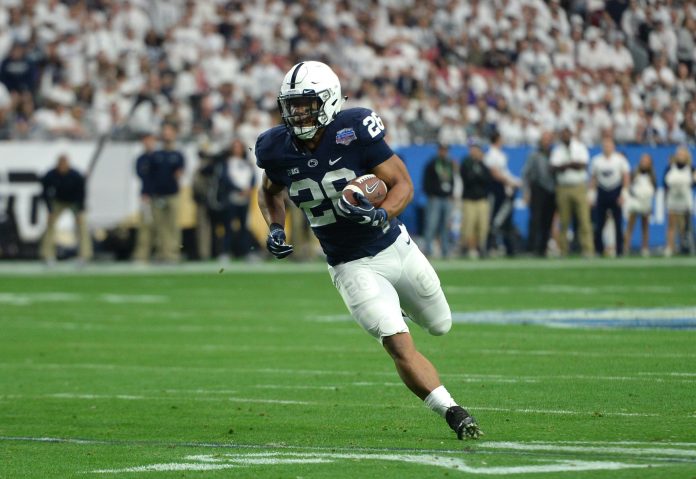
[1,258,695,478]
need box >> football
[342,174,388,207]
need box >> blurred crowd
[0,0,695,149]
[421,132,694,261]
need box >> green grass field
[1,258,696,478]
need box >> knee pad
[428,317,452,336]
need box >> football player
[255,61,481,440]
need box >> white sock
[424,385,458,418]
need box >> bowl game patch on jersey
[336,128,357,145]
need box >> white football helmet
[277,61,344,140]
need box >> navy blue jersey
[41,168,85,210]
[149,149,185,196]
[256,107,401,265]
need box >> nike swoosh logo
[328,156,342,166]
[365,182,379,194]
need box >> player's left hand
[337,192,388,227]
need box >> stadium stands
[0,0,694,147]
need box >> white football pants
[328,225,452,342]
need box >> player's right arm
[258,172,287,227]
[258,171,294,259]
[254,127,294,259]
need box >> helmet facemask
[278,89,332,140]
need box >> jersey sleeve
[135,153,150,179]
[351,108,394,170]
[176,152,185,170]
[254,129,286,186]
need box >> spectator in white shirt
[577,27,608,71]
[484,130,520,256]
[498,113,525,146]
[641,54,675,89]
[607,32,634,73]
[613,101,642,144]
[589,137,631,257]
[112,1,151,41]
[624,153,656,256]
[648,18,678,64]
[522,115,543,146]
[517,37,553,81]
[539,99,572,133]
[550,126,594,257]
[246,53,284,101]
[548,0,570,35]
[663,147,696,256]
[552,27,576,70]
[33,102,84,139]
[438,115,468,146]
[674,62,696,105]
[588,102,614,141]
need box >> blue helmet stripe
[290,62,305,89]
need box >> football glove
[337,192,388,227]
[266,223,294,259]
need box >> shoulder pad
[255,126,288,169]
[335,107,387,146]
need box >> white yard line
[163,388,239,394]
[55,342,376,354]
[432,257,696,271]
[1,362,694,384]
[26,393,313,405]
[0,320,293,334]
[548,440,696,447]
[470,348,696,359]
[253,384,349,391]
[90,451,650,475]
[3,435,695,475]
[0,392,672,418]
[3,435,695,452]
[0,292,168,305]
[469,406,659,417]
[480,441,696,458]
[445,285,682,295]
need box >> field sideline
[1,257,695,478]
